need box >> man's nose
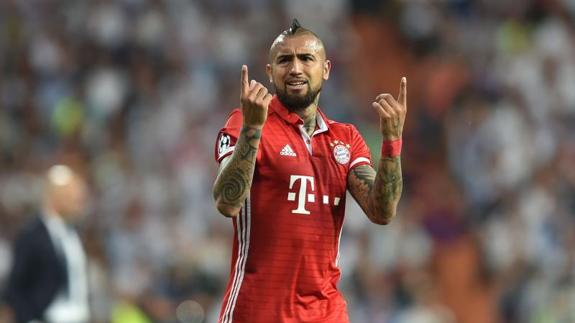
[289,59,303,75]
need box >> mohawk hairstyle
[281,19,318,37]
[285,19,302,35]
[269,18,326,60]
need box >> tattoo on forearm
[219,168,249,204]
[349,157,402,223]
[373,157,402,216]
[214,126,261,208]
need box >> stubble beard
[275,83,322,113]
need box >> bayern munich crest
[330,140,351,165]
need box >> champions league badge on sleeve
[330,140,351,165]
[218,134,231,156]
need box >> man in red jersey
[213,19,406,323]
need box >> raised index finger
[398,77,407,108]
[241,65,249,95]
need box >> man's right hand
[240,65,272,128]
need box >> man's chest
[252,120,353,215]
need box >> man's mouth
[285,80,308,91]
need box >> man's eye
[278,57,290,64]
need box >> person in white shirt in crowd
[1,165,90,323]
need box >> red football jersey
[214,97,371,323]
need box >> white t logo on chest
[287,175,341,215]
[287,175,315,214]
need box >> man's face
[267,34,331,111]
[52,177,88,222]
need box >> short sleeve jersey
[214,97,371,323]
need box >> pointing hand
[372,77,407,140]
[240,65,273,128]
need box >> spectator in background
[1,165,90,323]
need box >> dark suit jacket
[2,215,68,323]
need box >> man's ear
[266,64,273,83]
[323,60,331,81]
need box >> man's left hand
[372,77,407,140]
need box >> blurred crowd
[1,0,575,322]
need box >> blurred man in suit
[1,165,90,323]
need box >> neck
[295,94,320,136]
[44,203,66,223]
[296,104,317,136]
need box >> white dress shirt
[42,211,90,323]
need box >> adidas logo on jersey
[280,144,297,157]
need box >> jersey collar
[270,96,330,133]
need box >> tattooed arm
[347,160,402,224]
[213,126,262,217]
[213,65,272,217]
[348,77,407,224]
